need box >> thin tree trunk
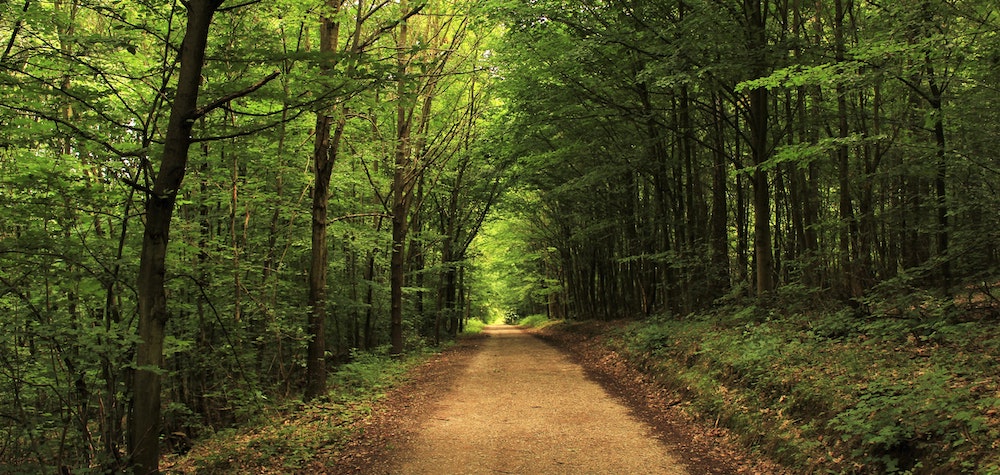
[364,250,377,350]
[709,93,730,296]
[745,0,774,295]
[305,0,345,401]
[833,0,864,299]
[390,0,414,354]
[927,70,950,292]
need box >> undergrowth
[462,318,487,334]
[162,345,441,474]
[517,314,558,328]
[602,298,1000,474]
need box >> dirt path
[383,325,688,474]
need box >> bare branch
[191,70,280,119]
[119,176,157,197]
[357,3,427,51]
[1,0,32,64]
[217,0,264,13]
[329,212,392,223]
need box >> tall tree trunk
[927,69,950,292]
[834,0,862,298]
[709,92,730,297]
[305,110,345,399]
[746,0,774,295]
[132,1,219,472]
[390,0,413,354]
[364,249,378,350]
[410,176,426,334]
[305,0,344,401]
[390,199,407,354]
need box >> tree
[491,0,1000,317]
[132,1,277,471]
[304,0,346,403]
[744,0,776,295]
[387,0,478,353]
[0,0,501,471]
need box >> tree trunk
[928,71,950,292]
[364,250,378,350]
[709,93,730,297]
[305,110,345,400]
[305,0,344,401]
[390,194,407,354]
[745,0,774,295]
[132,1,219,473]
[390,0,412,354]
[833,0,864,299]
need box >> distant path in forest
[381,325,689,474]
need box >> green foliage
[331,346,410,400]
[0,0,505,470]
[461,318,487,334]
[4,0,1000,471]
[608,304,1000,473]
[164,347,436,474]
[516,314,552,328]
[473,212,556,320]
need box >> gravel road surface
[385,325,689,474]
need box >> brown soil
[322,324,788,475]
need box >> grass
[462,318,488,334]
[162,345,439,474]
[517,314,559,328]
[600,300,1000,474]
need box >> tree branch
[1,0,32,64]
[329,212,392,224]
[217,0,264,13]
[0,103,147,158]
[357,3,427,51]
[190,116,294,143]
[191,70,280,120]
[119,175,157,197]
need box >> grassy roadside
[537,301,1000,474]
[161,344,446,474]
[516,313,562,329]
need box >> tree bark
[709,92,730,298]
[833,0,862,298]
[305,0,345,401]
[132,1,219,473]
[745,0,774,295]
[390,0,412,354]
[927,70,950,292]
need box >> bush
[462,318,487,334]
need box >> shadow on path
[382,325,689,475]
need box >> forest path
[382,325,689,474]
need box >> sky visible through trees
[1,0,999,473]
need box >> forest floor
[325,325,786,474]
[165,300,1000,474]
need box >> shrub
[462,318,488,334]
